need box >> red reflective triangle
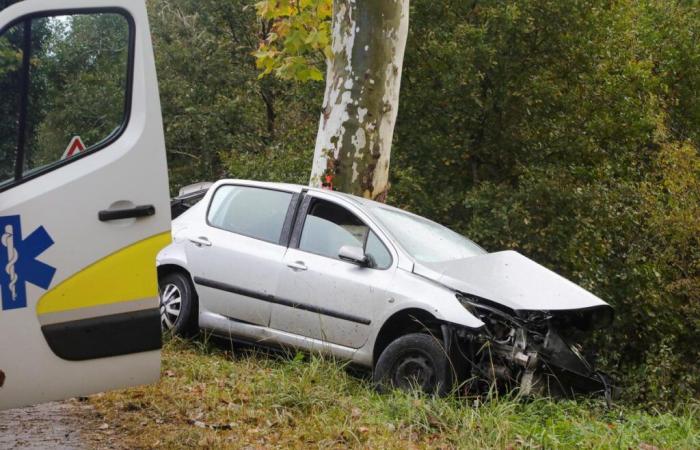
[61,136,85,159]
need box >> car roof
[213,178,413,217]
[214,179,362,202]
[215,179,305,193]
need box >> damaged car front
[367,204,615,400]
[417,251,615,400]
[455,294,614,400]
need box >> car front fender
[384,268,484,330]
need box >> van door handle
[189,236,212,247]
[286,261,307,271]
[98,205,155,221]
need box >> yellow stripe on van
[36,232,172,315]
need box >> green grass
[85,337,699,449]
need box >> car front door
[0,0,169,410]
[271,193,396,349]
[186,184,297,327]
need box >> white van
[0,0,170,410]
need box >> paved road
[0,401,87,450]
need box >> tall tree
[255,0,409,200]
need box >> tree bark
[309,0,409,201]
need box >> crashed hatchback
[157,180,614,398]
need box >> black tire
[158,271,198,337]
[373,332,454,396]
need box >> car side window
[207,185,292,243]
[0,12,132,190]
[299,199,392,268]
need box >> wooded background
[151,0,699,407]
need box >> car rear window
[207,185,292,243]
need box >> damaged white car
[157,180,614,398]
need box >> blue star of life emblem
[0,215,56,311]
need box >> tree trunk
[309,0,409,201]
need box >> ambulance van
[1,0,170,410]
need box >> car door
[271,193,396,349]
[186,183,297,327]
[0,1,170,410]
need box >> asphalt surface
[0,401,87,450]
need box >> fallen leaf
[638,444,660,450]
[98,423,109,430]
[191,420,206,429]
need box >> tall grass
[85,337,699,449]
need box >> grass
[83,336,699,449]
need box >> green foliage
[0,19,23,183]
[253,0,331,81]
[29,13,130,168]
[146,0,322,191]
[389,0,700,407]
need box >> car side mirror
[338,245,369,266]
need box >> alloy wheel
[159,283,182,330]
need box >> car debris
[453,294,615,402]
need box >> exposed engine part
[453,293,615,401]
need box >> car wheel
[158,271,198,336]
[373,332,453,396]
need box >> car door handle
[286,261,307,271]
[98,204,155,221]
[189,236,212,247]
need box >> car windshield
[368,205,487,264]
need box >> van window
[0,21,23,186]
[0,12,131,190]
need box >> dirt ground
[0,399,116,450]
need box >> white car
[157,179,614,396]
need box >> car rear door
[0,0,170,410]
[186,183,297,328]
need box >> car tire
[373,332,453,396]
[158,271,198,337]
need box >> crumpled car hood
[414,250,612,315]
